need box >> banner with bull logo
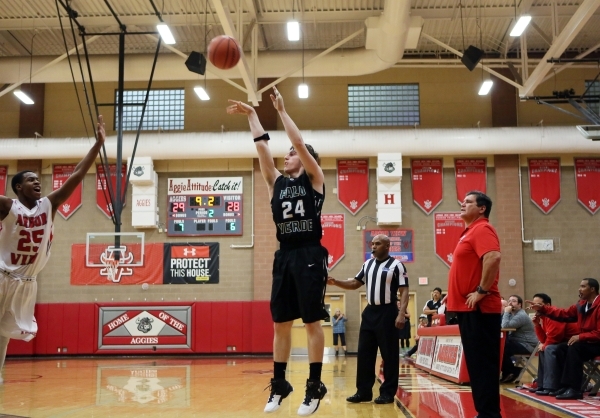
[575,158,600,215]
[96,163,127,219]
[528,158,561,214]
[336,159,369,215]
[321,214,345,270]
[411,159,443,215]
[454,159,486,203]
[53,164,83,219]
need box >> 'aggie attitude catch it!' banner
[71,243,219,285]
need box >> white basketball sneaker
[264,378,293,412]
[297,379,327,416]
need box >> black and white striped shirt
[355,256,408,305]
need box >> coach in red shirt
[446,191,502,418]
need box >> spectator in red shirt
[528,278,600,400]
[445,191,502,418]
[529,293,579,395]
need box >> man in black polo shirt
[328,234,409,404]
[423,287,443,326]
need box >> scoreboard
[167,177,243,236]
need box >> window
[115,88,184,131]
[584,80,600,116]
[348,84,420,127]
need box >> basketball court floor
[0,355,571,417]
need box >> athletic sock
[274,361,287,380]
[309,362,323,381]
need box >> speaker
[185,51,206,75]
[461,45,484,71]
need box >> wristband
[254,133,270,142]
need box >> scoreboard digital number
[167,177,243,236]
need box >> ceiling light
[157,24,176,44]
[194,86,210,101]
[287,21,300,41]
[510,16,532,37]
[14,90,34,105]
[478,80,494,95]
[298,83,309,99]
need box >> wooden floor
[0,355,569,418]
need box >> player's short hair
[11,170,34,195]
[532,293,551,305]
[290,144,320,165]
[584,278,600,294]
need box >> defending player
[227,87,329,416]
[0,116,106,383]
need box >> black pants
[457,310,501,418]
[561,342,600,390]
[356,304,399,398]
[538,343,567,390]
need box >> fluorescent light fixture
[478,80,494,95]
[510,15,532,37]
[194,86,210,101]
[287,21,300,41]
[298,83,309,99]
[157,24,176,44]
[14,90,34,105]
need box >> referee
[327,234,409,404]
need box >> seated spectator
[529,293,578,395]
[423,287,443,327]
[500,295,539,383]
[528,278,600,400]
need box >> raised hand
[96,115,106,144]
[525,300,543,311]
[270,86,285,112]
[226,99,255,115]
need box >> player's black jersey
[271,173,325,246]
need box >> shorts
[271,244,328,323]
[0,275,38,341]
[333,333,346,346]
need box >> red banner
[52,165,82,219]
[528,158,561,214]
[337,159,369,215]
[411,159,443,215]
[0,166,6,196]
[454,159,486,203]
[97,164,127,218]
[575,158,600,215]
[434,212,464,268]
[321,214,345,270]
[71,243,163,285]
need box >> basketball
[207,35,241,70]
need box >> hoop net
[104,257,120,283]
[100,247,127,283]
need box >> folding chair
[514,343,541,384]
[582,356,600,395]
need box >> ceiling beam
[519,0,600,97]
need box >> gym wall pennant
[454,159,487,203]
[321,214,345,270]
[0,166,7,196]
[574,158,600,215]
[411,159,443,215]
[528,158,561,214]
[96,164,127,219]
[434,212,464,268]
[336,159,369,215]
[53,165,83,219]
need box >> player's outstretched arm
[48,115,105,210]
[270,87,323,192]
[227,100,280,198]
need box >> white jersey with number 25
[0,197,54,279]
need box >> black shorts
[271,244,329,323]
